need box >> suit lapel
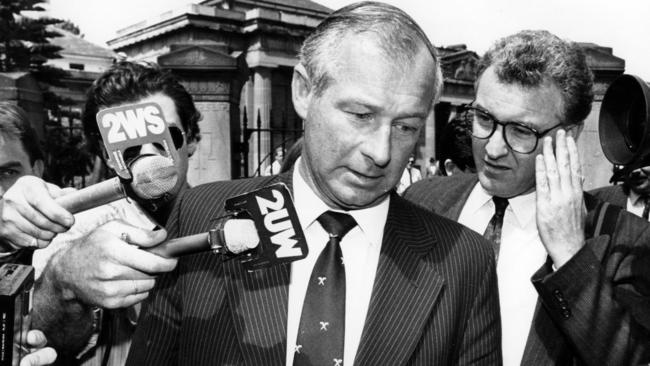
[437,174,478,220]
[223,172,294,366]
[355,195,444,365]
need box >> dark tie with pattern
[643,197,650,220]
[294,211,357,366]
[483,196,509,260]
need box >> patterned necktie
[294,211,356,366]
[643,197,650,220]
[483,196,509,261]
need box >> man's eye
[0,169,18,178]
[347,111,373,120]
[393,122,419,134]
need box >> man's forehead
[0,133,30,165]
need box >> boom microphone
[55,155,178,214]
[147,219,259,258]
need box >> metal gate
[240,107,303,177]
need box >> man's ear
[444,159,458,176]
[32,159,44,178]
[292,63,312,120]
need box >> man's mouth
[484,160,509,171]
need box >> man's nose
[362,125,391,167]
[484,125,509,158]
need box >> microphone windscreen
[224,219,259,253]
[130,155,178,200]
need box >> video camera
[599,74,650,182]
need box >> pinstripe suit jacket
[404,174,650,366]
[127,172,502,365]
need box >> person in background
[0,103,56,366]
[263,146,285,176]
[0,61,202,365]
[405,30,650,365]
[590,164,650,220]
[127,2,501,365]
[425,157,441,177]
[439,114,476,176]
[396,155,422,194]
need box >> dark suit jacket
[589,184,628,209]
[404,174,650,366]
[127,172,502,365]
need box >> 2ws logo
[99,103,166,144]
[96,102,179,180]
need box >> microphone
[55,155,178,214]
[146,219,259,258]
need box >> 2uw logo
[101,105,166,143]
[255,190,303,258]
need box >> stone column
[158,44,248,184]
[250,67,273,176]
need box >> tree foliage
[0,0,92,187]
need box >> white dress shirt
[458,183,547,366]
[286,159,387,366]
[626,190,650,220]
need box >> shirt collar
[292,157,389,248]
[467,182,537,228]
[629,190,645,205]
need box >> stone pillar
[250,67,273,175]
[158,44,248,184]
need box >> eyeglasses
[460,103,563,154]
[168,126,186,150]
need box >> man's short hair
[439,114,475,175]
[477,30,594,126]
[299,1,443,103]
[82,61,201,156]
[0,102,43,164]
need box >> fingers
[20,178,74,230]
[25,330,48,348]
[542,135,561,194]
[535,154,549,199]
[97,279,154,308]
[0,176,74,249]
[537,130,583,194]
[19,348,57,366]
[18,330,57,366]
[566,134,583,193]
[96,221,176,274]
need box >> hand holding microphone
[55,154,178,214]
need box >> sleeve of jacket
[531,212,650,366]
[126,194,185,366]
[456,239,503,365]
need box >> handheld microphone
[55,155,178,214]
[144,183,308,271]
[146,219,259,258]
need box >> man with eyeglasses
[405,30,650,365]
[0,61,201,365]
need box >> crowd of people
[0,2,648,366]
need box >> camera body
[599,74,650,182]
[0,264,34,366]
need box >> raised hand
[535,129,586,268]
[0,176,74,250]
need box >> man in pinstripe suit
[405,30,650,365]
[127,2,501,365]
